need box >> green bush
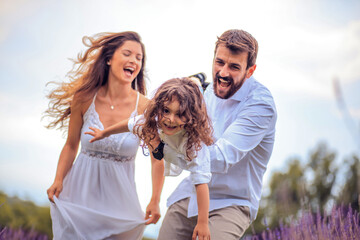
[0,191,52,238]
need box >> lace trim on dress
[81,149,135,163]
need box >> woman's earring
[107,60,111,65]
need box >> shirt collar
[159,128,186,140]
[226,76,254,102]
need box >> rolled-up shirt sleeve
[163,143,211,185]
[188,146,211,185]
[210,101,276,173]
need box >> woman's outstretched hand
[84,127,107,143]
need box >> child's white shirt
[128,115,211,185]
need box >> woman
[86,77,214,240]
[45,31,164,240]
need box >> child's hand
[84,127,107,143]
[144,199,161,225]
[192,222,211,240]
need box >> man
[158,29,277,240]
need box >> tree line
[248,142,360,234]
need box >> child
[85,77,213,240]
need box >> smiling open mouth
[218,77,231,87]
[124,67,134,75]
[164,122,177,129]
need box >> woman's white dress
[50,92,146,240]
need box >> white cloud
[255,19,360,100]
[0,92,65,148]
[0,0,49,43]
[339,21,360,82]
[349,107,360,120]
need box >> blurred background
[0,0,359,239]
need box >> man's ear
[246,64,256,79]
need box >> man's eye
[216,59,224,64]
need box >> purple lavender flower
[0,226,49,240]
[249,205,360,240]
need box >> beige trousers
[158,198,250,240]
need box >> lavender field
[1,143,359,239]
[245,205,360,240]
[0,227,49,240]
[1,205,359,240]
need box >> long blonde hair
[44,31,147,131]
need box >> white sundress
[50,92,146,240]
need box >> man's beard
[213,72,246,99]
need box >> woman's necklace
[109,97,115,110]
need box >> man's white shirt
[164,76,277,221]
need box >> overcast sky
[1,0,359,238]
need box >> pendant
[110,105,114,110]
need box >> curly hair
[43,31,147,131]
[136,77,213,160]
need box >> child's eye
[163,108,170,114]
